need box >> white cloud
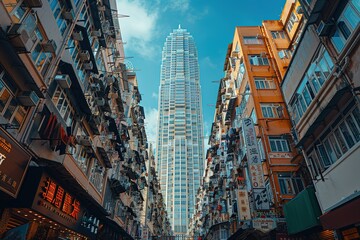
[151,92,158,99]
[116,0,159,58]
[145,107,159,148]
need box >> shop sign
[252,218,277,233]
[236,189,251,220]
[253,188,270,210]
[242,118,265,188]
[32,174,98,238]
[141,226,149,240]
[268,152,293,159]
[0,128,31,197]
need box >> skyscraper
[156,26,204,235]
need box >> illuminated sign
[0,127,31,197]
[40,177,81,220]
[252,218,277,232]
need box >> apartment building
[0,0,170,239]
[282,0,360,239]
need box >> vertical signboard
[0,128,31,197]
[236,189,251,220]
[253,188,270,210]
[242,118,265,188]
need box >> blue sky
[116,0,286,147]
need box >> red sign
[40,177,81,220]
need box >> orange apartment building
[225,0,306,214]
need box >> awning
[283,186,322,234]
[320,194,360,230]
[74,25,99,73]
[58,60,92,116]
[0,29,43,98]
[296,86,351,147]
[97,146,112,168]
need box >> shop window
[0,69,28,130]
[331,0,360,52]
[249,55,269,66]
[278,172,304,195]
[269,136,290,152]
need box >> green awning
[283,186,322,235]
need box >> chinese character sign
[253,188,270,210]
[242,118,265,188]
[237,189,251,220]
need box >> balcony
[283,186,322,235]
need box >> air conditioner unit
[77,135,92,146]
[225,93,231,100]
[83,61,93,70]
[98,5,106,11]
[72,31,83,41]
[7,23,37,52]
[231,51,238,58]
[296,6,303,14]
[102,20,110,33]
[17,91,40,106]
[95,97,106,106]
[62,9,75,20]
[41,40,57,53]
[23,0,42,8]
[91,30,102,37]
[105,76,115,84]
[316,20,334,36]
[79,50,90,61]
[55,74,72,88]
[90,83,101,92]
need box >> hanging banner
[236,189,251,221]
[242,118,265,188]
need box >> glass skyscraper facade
[156,26,204,235]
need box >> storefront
[0,167,102,240]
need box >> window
[331,0,360,52]
[254,77,276,89]
[261,103,283,118]
[48,0,69,35]
[278,172,304,195]
[243,36,263,44]
[271,31,286,39]
[290,46,334,124]
[269,136,290,152]
[0,68,28,130]
[52,86,74,127]
[278,49,292,59]
[307,103,360,178]
[249,55,269,66]
[286,12,298,33]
